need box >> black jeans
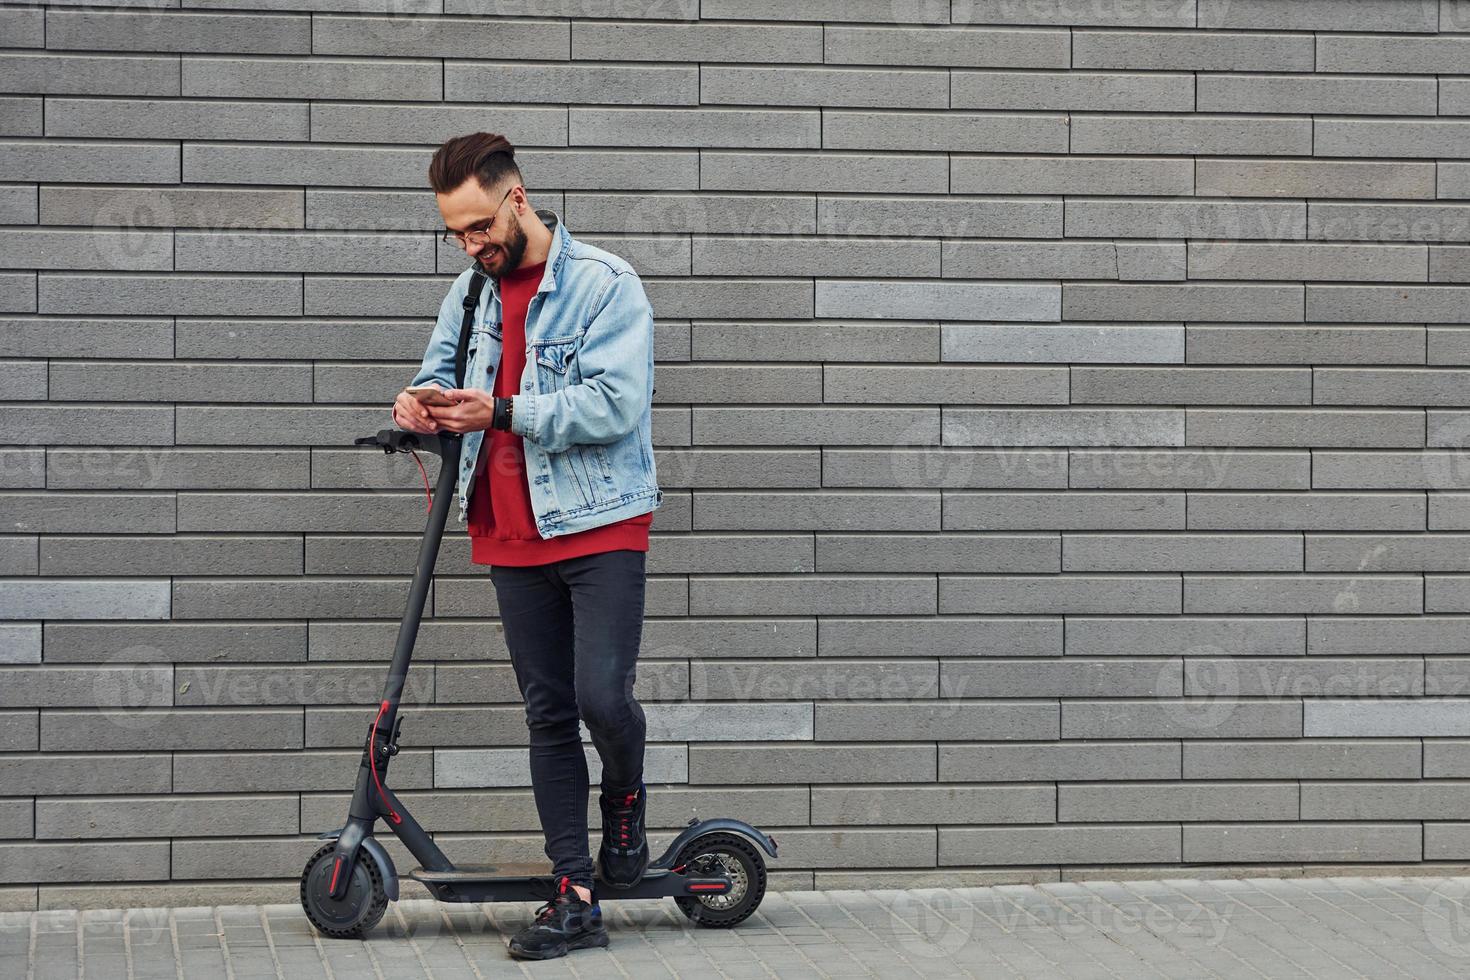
[489,548,648,889]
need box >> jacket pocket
[532,338,578,391]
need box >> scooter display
[299,423,777,939]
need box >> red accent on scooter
[329,857,342,893]
[370,700,403,825]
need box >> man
[391,132,662,960]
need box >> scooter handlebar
[354,428,459,456]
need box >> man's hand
[423,389,495,434]
[392,388,443,434]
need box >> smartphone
[404,384,460,408]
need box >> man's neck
[517,214,554,270]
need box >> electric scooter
[299,424,778,939]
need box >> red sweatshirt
[468,258,652,565]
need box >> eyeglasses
[442,185,517,249]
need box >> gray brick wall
[4,0,1470,911]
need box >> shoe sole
[596,850,649,890]
[507,929,609,960]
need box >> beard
[479,218,528,277]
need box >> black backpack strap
[453,270,488,390]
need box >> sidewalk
[7,875,1470,978]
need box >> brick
[0,754,170,795]
[824,26,1069,68]
[817,282,1058,321]
[942,409,1183,448]
[48,449,306,491]
[691,743,933,784]
[1182,823,1420,863]
[702,66,947,109]
[818,701,1057,741]
[692,321,938,362]
[945,323,1181,364]
[692,238,937,278]
[1317,120,1470,159]
[825,111,1067,153]
[812,784,1053,824]
[1,140,179,183]
[1072,30,1314,72]
[1308,285,1470,323]
[1066,199,1305,240]
[0,96,39,136]
[1071,114,1311,156]
[644,278,811,318]
[824,447,1067,489]
[1309,203,1470,242]
[1197,159,1435,200]
[36,796,296,839]
[820,195,1060,238]
[0,842,168,884]
[0,666,174,707]
[566,192,814,235]
[0,52,179,96]
[41,708,302,751]
[314,15,567,57]
[816,533,1055,573]
[0,712,37,752]
[952,0,1195,27]
[571,20,820,62]
[705,149,950,194]
[311,103,565,146]
[444,62,694,105]
[1191,326,1423,365]
[1199,73,1434,116]
[821,617,1059,658]
[570,108,816,149]
[0,185,36,223]
[1186,739,1420,779]
[41,185,301,230]
[0,581,169,620]
[952,155,1192,195]
[945,492,1181,530]
[941,825,1181,865]
[1185,574,1421,615]
[695,491,940,531]
[1063,699,1301,739]
[0,625,40,665]
[944,658,1173,698]
[1188,492,1424,531]
[182,56,439,100]
[691,659,935,701]
[1317,34,1470,73]
[1074,367,1311,405]
[1061,533,1299,572]
[693,407,938,446]
[1061,782,1297,822]
[941,575,1179,614]
[0,7,43,48]
[701,0,938,20]
[941,741,1180,782]
[48,9,309,52]
[691,574,934,615]
[954,70,1192,110]
[1198,0,1437,31]
[172,578,419,619]
[443,0,696,17]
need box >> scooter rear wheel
[671,832,767,928]
[300,843,389,939]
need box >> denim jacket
[408,208,662,535]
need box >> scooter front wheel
[300,843,389,939]
[671,832,767,928]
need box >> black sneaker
[506,875,607,960]
[596,779,649,889]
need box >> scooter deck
[407,863,728,903]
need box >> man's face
[438,179,528,277]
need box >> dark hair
[427,132,522,196]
